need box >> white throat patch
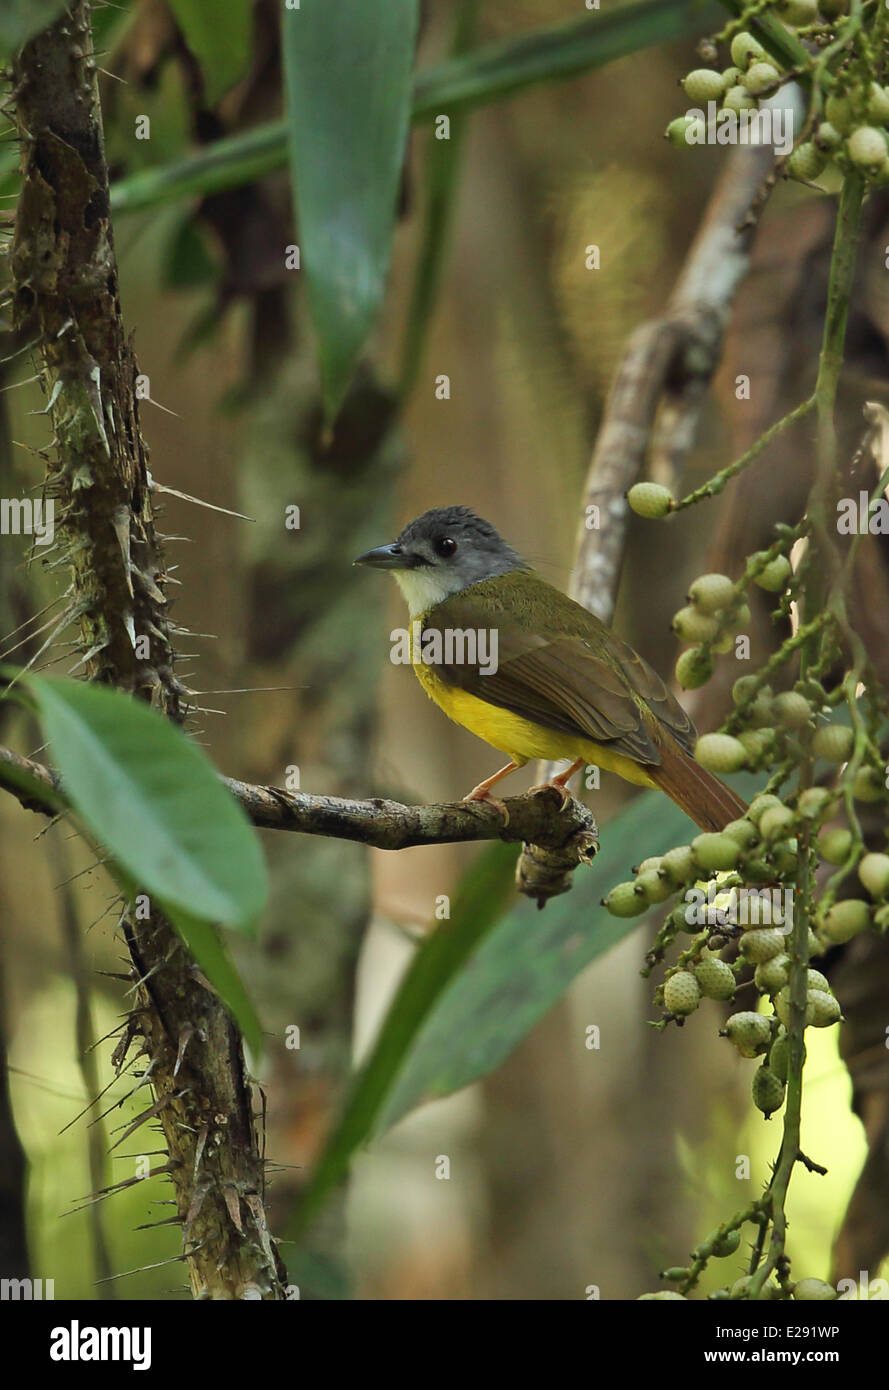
[392,567,464,618]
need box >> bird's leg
[530,757,585,811]
[463,761,520,824]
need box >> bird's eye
[434,536,457,558]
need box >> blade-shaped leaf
[27,675,267,933]
[167,0,252,107]
[281,0,420,421]
[169,909,264,1058]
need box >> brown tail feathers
[649,734,747,832]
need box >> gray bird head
[354,505,528,615]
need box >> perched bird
[355,506,745,831]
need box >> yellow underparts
[412,661,657,789]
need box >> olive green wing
[422,586,696,767]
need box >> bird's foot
[529,780,573,812]
[463,784,510,825]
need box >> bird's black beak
[353,542,413,569]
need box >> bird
[355,505,746,831]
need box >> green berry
[730,32,766,68]
[723,818,758,849]
[793,1278,837,1301]
[755,954,790,996]
[778,0,817,22]
[772,840,800,877]
[806,968,831,994]
[753,553,793,591]
[819,898,870,943]
[768,1030,790,1081]
[721,67,742,89]
[740,928,789,963]
[818,826,853,864]
[676,645,714,689]
[627,481,675,516]
[748,793,783,825]
[743,62,780,96]
[724,1010,773,1057]
[688,572,736,614]
[853,767,883,802]
[815,122,842,153]
[635,869,674,904]
[664,970,701,1016]
[808,988,842,1027]
[775,987,815,1028]
[797,787,831,820]
[858,851,889,899]
[637,1291,687,1299]
[692,832,741,872]
[659,845,696,884]
[695,955,737,1001]
[825,93,853,134]
[743,857,776,884]
[738,729,774,766]
[812,724,854,763]
[772,692,812,729]
[711,1229,741,1258]
[723,84,758,113]
[682,68,728,104]
[732,674,759,706]
[866,83,889,125]
[847,126,889,171]
[603,881,649,918]
[759,805,795,840]
[787,142,827,182]
[752,1063,785,1116]
[672,604,719,643]
[694,732,748,774]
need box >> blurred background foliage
[0,0,885,1299]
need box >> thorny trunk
[10,2,285,1298]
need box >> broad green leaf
[168,909,263,1058]
[113,0,713,217]
[0,0,70,56]
[27,676,267,933]
[292,773,758,1235]
[167,0,253,107]
[281,0,420,421]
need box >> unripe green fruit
[772,839,799,877]
[637,1291,686,1299]
[819,897,870,943]
[740,928,789,963]
[815,121,842,153]
[676,645,714,689]
[682,68,728,104]
[743,62,780,96]
[664,970,701,1016]
[866,83,889,125]
[711,1228,741,1258]
[672,604,719,643]
[712,631,734,655]
[818,826,853,864]
[748,793,782,825]
[778,0,817,23]
[759,805,795,840]
[808,988,842,1027]
[692,832,740,872]
[853,767,883,802]
[723,84,758,113]
[723,817,758,849]
[753,553,793,591]
[732,674,759,706]
[665,115,707,148]
[755,954,790,996]
[847,125,889,171]
[787,141,827,182]
[772,692,812,729]
[688,572,736,614]
[775,987,815,1028]
[721,66,742,89]
[749,693,777,729]
[743,857,775,884]
[797,787,831,820]
[727,601,751,632]
[635,869,674,904]
[825,93,853,134]
[737,729,774,766]
[724,1010,772,1057]
[636,856,662,875]
[768,1031,790,1081]
[659,845,696,884]
[694,732,748,774]
[627,480,675,515]
[661,1266,691,1282]
[695,955,737,1001]
[794,1278,837,1301]
[603,881,649,918]
[875,903,889,931]
[812,724,854,763]
[730,32,766,68]
[752,1063,785,1116]
[806,968,831,994]
[858,851,889,898]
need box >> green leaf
[26,675,267,933]
[167,0,253,107]
[0,0,70,56]
[112,0,713,217]
[281,0,420,422]
[169,909,263,1057]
